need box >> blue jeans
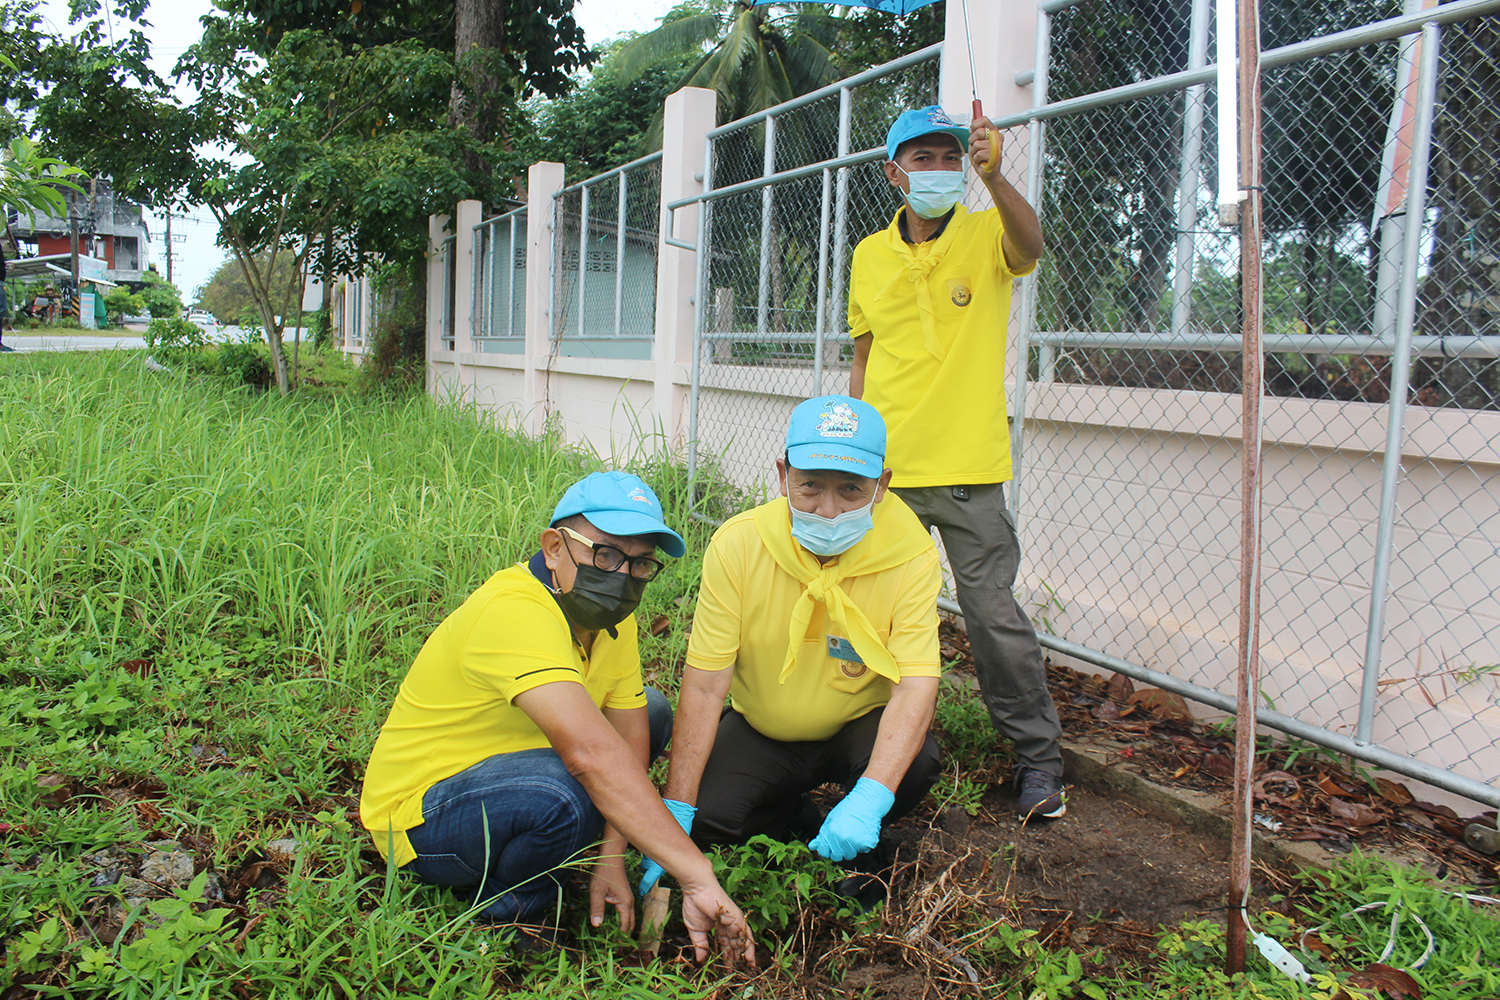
[403,688,672,922]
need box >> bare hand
[589,853,635,936]
[969,114,1003,172]
[680,886,756,967]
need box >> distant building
[5,177,152,283]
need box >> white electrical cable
[1299,901,1435,971]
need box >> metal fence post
[1358,20,1442,745]
[1171,0,1212,339]
[1010,5,1053,523]
[615,171,628,339]
[686,134,714,496]
[577,185,590,340]
[829,86,854,377]
[813,166,833,397]
[757,116,778,337]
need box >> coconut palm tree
[617,1,841,145]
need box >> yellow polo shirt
[360,563,647,867]
[848,205,1035,488]
[687,497,941,742]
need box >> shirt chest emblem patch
[827,635,868,677]
[949,282,972,307]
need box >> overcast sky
[35,0,681,300]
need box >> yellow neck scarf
[751,495,935,685]
[875,205,969,362]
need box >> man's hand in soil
[680,883,756,966]
[809,777,895,862]
[589,847,635,935]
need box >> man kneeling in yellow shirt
[360,472,753,963]
[639,396,942,907]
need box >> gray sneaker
[1015,768,1066,820]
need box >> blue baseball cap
[550,471,686,558]
[886,105,969,161]
[784,395,887,479]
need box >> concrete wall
[426,90,714,460]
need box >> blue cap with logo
[784,395,887,479]
[550,471,686,558]
[886,105,970,161]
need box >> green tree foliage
[616,0,842,144]
[102,284,143,325]
[0,137,86,224]
[136,269,184,319]
[195,254,302,323]
[830,0,945,75]
[523,35,700,176]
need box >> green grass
[2,352,1495,998]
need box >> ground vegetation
[2,354,1496,997]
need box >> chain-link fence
[551,153,663,361]
[680,3,1500,807]
[688,44,942,492]
[472,206,527,352]
[438,234,456,353]
[1018,0,1499,806]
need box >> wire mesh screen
[551,155,662,360]
[439,236,456,353]
[1020,0,1499,795]
[473,209,527,350]
[694,50,941,492]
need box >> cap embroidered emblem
[626,486,653,505]
[926,107,958,128]
[816,401,859,438]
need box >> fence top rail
[707,42,942,140]
[555,151,664,197]
[990,0,1500,131]
[1032,329,1500,360]
[666,146,885,212]
[475,206,527,230]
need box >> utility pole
[165,211,173,284]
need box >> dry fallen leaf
[1347,962,1423,998]
[1128,688,1194,722]
[1092,699,1122,721]
[36,774,71,807]
[1107,673,1136,702]
[1318,773,1359,799]
[1202,752,1235,779]
[649,615,671,637]
[1373,777,1413,805]
[1327,797,1383,827]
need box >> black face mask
[556,562,647,636]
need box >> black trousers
[693,705,941,848]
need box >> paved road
[2,326,250,354]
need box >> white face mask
[789,495,877,557]
[895,163,965,220]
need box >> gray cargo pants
[892,482,1064,777]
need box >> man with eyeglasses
[639,396,942,909]
[360,471,755,964]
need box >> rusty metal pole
[1226,0,1264,977]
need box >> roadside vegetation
[2,353,1496,997]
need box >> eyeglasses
[559,526,665,582]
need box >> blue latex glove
[636,798,697,897]
[809,777,895,862]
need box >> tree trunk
[450,0,508,174]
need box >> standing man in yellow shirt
[639,395,942,906]
[360,472,754,963]
[848,106,1065,821]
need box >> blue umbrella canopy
[752,0,942,14]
